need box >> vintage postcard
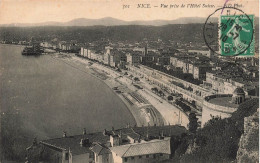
[0,0,259,162]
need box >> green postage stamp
[219,14,254,56]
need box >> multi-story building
[141,51,159,64]
[40,42,53,48]
[133,47,146,55]
[58,41,67,50]
[103,46,127,68]
[169,54,211,80]
[193,64,212,80]
[126,52,141,66]
[90,51,103,63]
[109,51,121,68]
[170,55,194,73]
[80,47,104,63]
[108,50,126,68]
[204,69,258,96]
[188,63,194,75]
[188,49,213,58]
[81,46,128,68]
[109,138,171,163]
[104,51,111,66]
[156,56,170,66]
[182,60,190,73]
[59,42,79,52]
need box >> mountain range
[0,17,220,27]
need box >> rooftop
[40,132,110,155]
[90,143,111,155]
[110,137,171,157]
[40,125,187,156]
[132,125,187,138]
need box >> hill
[0,17,219,27]
[0,24,221,43]
[0,23,258,48]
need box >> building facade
[126,53,141,66]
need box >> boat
[22,43,43,55]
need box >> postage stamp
[220,14,254,56]
[203,7,255,57]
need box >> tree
[204,115,221,127]
[168,95,174,101]
[188,113,198,133]
[191,100,196,107]
[158,90,165,97]
[187,86,193,92]
[175,99,259,163]
[134,77,139,82]
[151,87,158,93]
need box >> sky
[0,0,259,24]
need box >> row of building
[169,52,213,80]
[40,41,81,52]
[79,44,258,99]
[80,45,218,82]
[27,125,187,163]
[204,63,259,96]
[80,46,144,69]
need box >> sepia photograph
[0,0,259,162]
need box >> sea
[0,44,135,160]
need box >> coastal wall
[202,104,233,127]
[127,65,212,108]
[202,94,238,126]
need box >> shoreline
[50,53,152,127]
[72,55,165,127]
[49,52,189,128]
[0,45,138,162]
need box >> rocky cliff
[236,109,259,163]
